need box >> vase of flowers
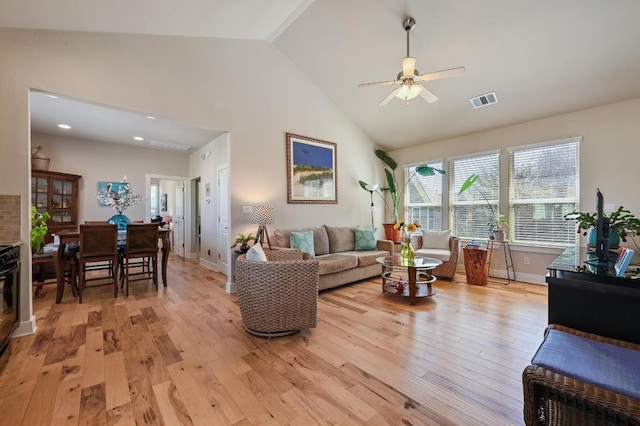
[96,176,143,230]
[394,220,421,262]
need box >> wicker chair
[410,235,460,279]
[523,324,640,425]
[235,249,319,337]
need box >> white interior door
[217,166,229,273]
[174,182,185,257]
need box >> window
[150,184,159,216]
[450,152,500,239]
[509,138,580,246]
[404,161,443,230]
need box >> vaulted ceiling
[6,0,640,151]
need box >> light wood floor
[1,256,548,425]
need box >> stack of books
[465,241,487,250]
[614,247,635,277]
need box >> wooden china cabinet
[31,170,82,242]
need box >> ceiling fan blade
[402,57,416,78]
[379,88,401,106]
[418,66,465,82]
[418,86,439,103]
[358,80,399,87]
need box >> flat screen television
[595,188,611,263]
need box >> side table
[463,246,487,286]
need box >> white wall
[390,98,640,283]
[189,133,229,271]
[0,28,378,332]
[32,133,189,223]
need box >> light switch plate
[241,205,252,214]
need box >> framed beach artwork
[286,133,338,204]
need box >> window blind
[404,161,443,230]
[509,138,580,245]
[450,152,500,239]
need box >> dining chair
[82,221,116,276]
[120,223,159,295]
[32,246,78,297]
[77,223,119,303]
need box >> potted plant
[488,214,509,241]
[31,205,50,253]
[359,149,444,241]
[231,233,254,253]
[458,173,507,239]
[564,206,640,249]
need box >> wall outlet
[524,256,530,265]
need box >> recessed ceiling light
[134,136,144,141]
[57,124,71,129]
[146,115,156,120]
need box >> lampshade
[395,83,422,101]
[251,205,274,225]
[365,183,378,191]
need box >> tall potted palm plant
[360,149,444,242]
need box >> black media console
[546,246,640,344]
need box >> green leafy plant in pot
[458,174,507,239]
[564,206,640,249]
[231,233,254,253]
[31,205,50,253]
[359,149,444,241]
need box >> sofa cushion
[415,248,451,262]
[324,225,355,253]
[273,227,330,256]
[340,250,389,267]
[421,230,451,250]
[532,329,640,401]
[290,231,315,257]
[246,243,267,261]
[354,228,377,251]
[315,254,358,275]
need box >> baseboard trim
[14,315,37,337]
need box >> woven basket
[32,158,50,171]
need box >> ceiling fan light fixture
[395,83,422,101]
[358,16,464,106]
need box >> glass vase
[108,212,130,230]
[400,232,416,263]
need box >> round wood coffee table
[376,255,443,305]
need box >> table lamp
[251,205,274,249]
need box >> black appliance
[0,243,20,371]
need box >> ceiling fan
[358,17,465,106]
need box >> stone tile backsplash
[0,195,21,241]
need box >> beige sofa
[410,230,460,279]
[272,225,393,291]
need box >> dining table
[53,227,171,303]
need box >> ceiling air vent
[470,92,498,109]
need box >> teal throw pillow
[354,228,377,251]
[290,230,315,257]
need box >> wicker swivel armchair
[523,324,640,425]
[235,249,319,337]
